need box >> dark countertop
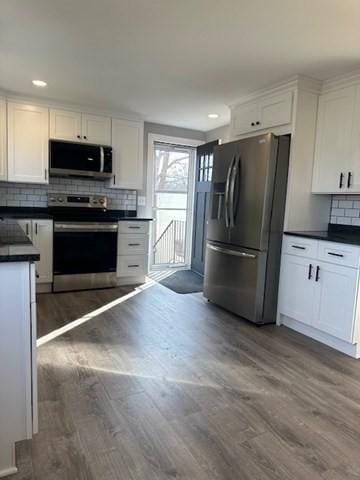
[0,207,152,222]
[0,218,40,263]
[284,224,360,247]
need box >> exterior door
[191,140,218,275]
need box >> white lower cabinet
[278,255,315,326]
[0,261,37,477]
[278,235,360,357]
[17,219,53,285]
[116,221,149,285]
[313,262,357,342]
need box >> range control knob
[99,198,105,204]
[57,197,64,203]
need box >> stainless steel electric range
[49,194,118,292]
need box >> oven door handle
[54,223,118,233]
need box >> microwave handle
[100,146,104,173]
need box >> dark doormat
[159,270,203,294]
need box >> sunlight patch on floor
[37,278,156,347]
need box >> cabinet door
[81,113,111,145]
[313,262,357,342]
[50,109,81,141]
[258,91,293,130]
[8,103,49,184]
[32,220,53,283]
[312,86,356,193]
[231,101,259,136]
[17,220,32,239]
[111,118,144,189]
[278,254,315,325]
[0,98,6,181]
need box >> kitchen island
[0,218,39,477]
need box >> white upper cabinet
[50,109,81,141]
[312,86,357,194]
[81,113,111,145]
[231,91,293,137]
[7,102,49,184]
[111,118,144,190]
[50,108,111,145]
[0,98,6,181]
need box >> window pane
[156,192,187,209]
[155,147,189,192]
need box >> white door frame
[147,133,203,270]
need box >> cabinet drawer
[318,241,360,268]
[118,221,149,234]
[117,255,147,277]
[118,234,148,255]
[282,235,318,259]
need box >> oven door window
[54,231,117,274]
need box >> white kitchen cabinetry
[312,86,358,193]
[0,262,37,477]
[278,235,360,357]
[111,118,144,190]
[117,221,149,285]
[0,97,7,181]
[50,108,111,145]
[18,219,53,285]
[50,109,82,141]
[231,91,293,137]
[7,102,49,184]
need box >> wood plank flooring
[11,282,360,479]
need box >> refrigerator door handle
[229,155,241,228]
[207,243,257,259]
[224,156,235,228]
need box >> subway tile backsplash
[0,177,137,210]
[330,195,360,226]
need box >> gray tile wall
[0,177,137,210]
[330,195,360,225]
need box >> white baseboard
[0,444,17,478]
[279,315,360,359]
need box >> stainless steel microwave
[49,140,112,179]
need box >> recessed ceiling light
[32,80,47,87]
[208,113,219,119]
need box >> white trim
[229,75,321,109]
[279,315,360,359]
[147,133,202,270]
[0,89,143,123]
[0,444,17,478]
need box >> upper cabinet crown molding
[50,109,111,145]
[7,102,49,184]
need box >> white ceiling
[1,0,360,131]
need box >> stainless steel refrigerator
[203,133,290,324]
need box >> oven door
[53,222,118,291]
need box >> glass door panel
[152,143,195,268]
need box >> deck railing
[153,220,186,265]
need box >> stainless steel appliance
[204,133,290,324]
[50,194,118,292]
[50,140,112,179]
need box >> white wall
[205,124,230,144]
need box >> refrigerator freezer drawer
[204,242,267,323]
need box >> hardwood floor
[12,281,360,479]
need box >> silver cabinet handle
[128,225,141,229]
[100,146,104,173]
[207,243,256,259]
[128,243,141,246]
